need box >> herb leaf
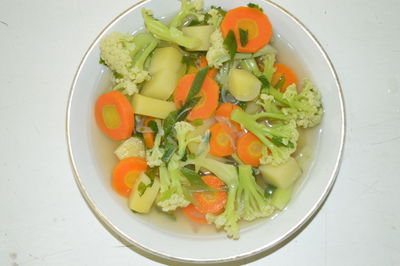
[271,136,294,148]
[264,184,276,198]
[161,144,176,163]
[138,182,147,196]
[247,3,263,12]
[258,75,271,88]
[223,30,237,60]
[181,167,205,186]
[239,28,249,46]
[274,74,286,91]
[147,120,158,133]
[186,66,210,103]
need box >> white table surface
[1,0,399,265]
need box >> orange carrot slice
[271,63,298,92]
[112,157,147,197]
[182,204,208,224]
[237,132,263,167]
[198,56,218,78]
[193,175,227,215]
[143,117,155,149]
[209,122,236,157]
[215,102,243,131]
[174,73,220,121]
[221,6,272,53]
[95,91,134,140]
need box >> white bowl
[66,0,345,263]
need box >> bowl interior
[67,0,344,262]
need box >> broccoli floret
[231,109,299,165]
[261,79,323,128]
[142,8,200,49]
[236,165,275,221]
[146,120,165,167]
[100,32,158,96]
[191,156,240,239]
[157,162,190,212]
[170,0,205,28]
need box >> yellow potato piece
[131,94,176,119]
[259,157,302,189]
[228,69,261,102]
[129,173,160,214]
[141,70,180,100]
[182,25,215,51]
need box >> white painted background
[0,0,399,265]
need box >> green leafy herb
[264,184,276,198]
[138,182,147,196]
[258,76,271,88]
[131,132,143,138]
[192,119,204,126]
[112,70,124,79]
[181,167,205,187]
[161,143,176,163]
[237,101,248,109]
[239,28,249,47]
[99,58,108,66]
[145,167,158,180]
[271,136,294,148]
[247,3,263,12]
[188,20,202,26]
[186,66,210,103]
[147,120,158,133]
[223,30,237,60]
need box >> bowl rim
[66,0,346,263]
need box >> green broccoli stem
[238,165,266,209]
[142,9,200,49]
[240,58,262,76]
[169,0,202,28]
[252,111,290,122]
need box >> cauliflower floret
[281,79,323,128]
[99,32,157,96]
[206,29,230,68]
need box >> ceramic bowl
[67,0,345,263]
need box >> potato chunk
[131,94,176,119]
[182,25,214,51]
[259,157,302,189]
[228,69,261,101]
[128,173,160,214]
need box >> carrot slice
[271,63,298,92]
[237,132,263,167]
[194,175,227,215]
[174,73,220,121]
[215,103,243,131]
[209,122,236,157]
[221,6,272,53]
[143,117,155,149]
[95,91,134,140]
[112,157,147,197]
[182,204,208,224]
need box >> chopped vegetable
[100,32,158,96]
[142,117,156,149]
[114,137,146,160]
[271,185,294,210]
[236,165,275,221]
[182,204,208,224]
[259,157,302,189]
[221,7,272,53]
[215,102,243,131]
[193,175,227,214]
[128,172,160,213]
[231,109,299,165]
[174,73,220,121]
[271,63,298,92]
[209,122,236,157]
[131,94,176,119]
[236,132,263,166]
[112,157,148,197]
[228,68,261,101]
[182,25,215,51]
[95,91,134,140]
